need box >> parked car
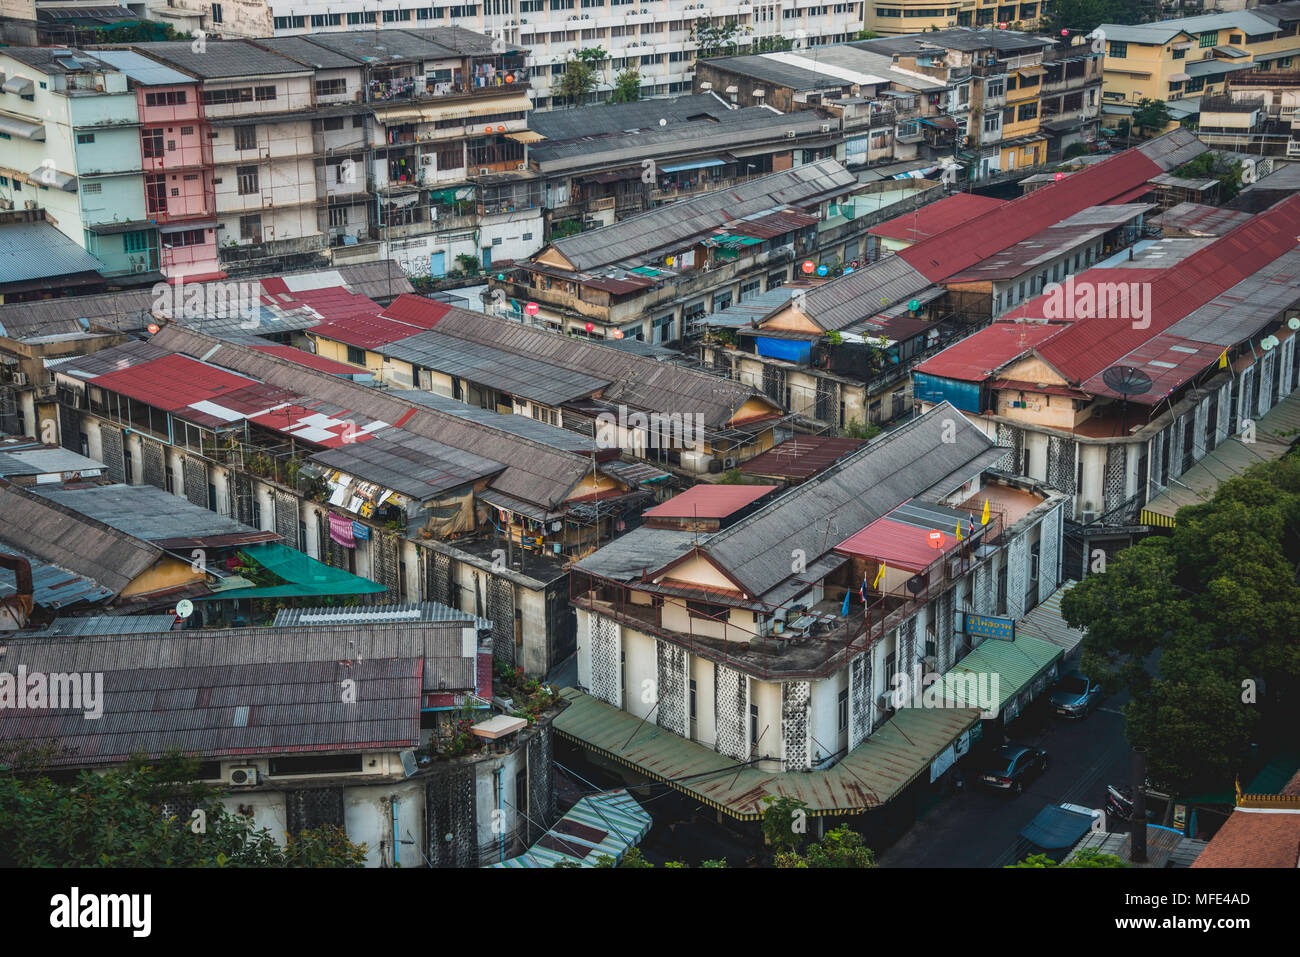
[978,744,1049,796]
[1050,673,1102,718]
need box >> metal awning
[1168,72,1191,82]
[193,541,387,601]
[660,158,726,173]
[1016,65,1047,77]
[31,165,78,192]
[938,632,1063,719]
[492,789,651,868]
[3,75,34,95]
[506,129,545,143]
[1015,581,1085,657]
[0,114,44,141]
[376,93,530,124]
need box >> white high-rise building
[236,2,867,108]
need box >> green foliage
[1062,142,1091,160]
[1045,0,1158,35]
[851,30,881,40]
[804,826,876,868]
[1008,848,1129,868]
[718,467,744,484]
[699,858,728,868]
[455,253,481,276]
[760,795,809,853]
[843,418,882,441]
[610,68,642,104]
[1063,454,1300,794]
[96,22,191,42]
[692,18,746,59]
[557,54,599,106]
[1175,152,1250,202]
[0,755,366,867]
[550,218,583,239]
[1131,98,1171,138]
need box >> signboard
[351,520,371,540]
[964,612,1014,641]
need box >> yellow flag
[955,520,963,541]
[872,563,886,588]
[981,498,990,526]
[1218,349,1229,369]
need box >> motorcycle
[1106,784,1134,822]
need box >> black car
[978,744,1049,796]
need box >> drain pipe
[1130,747,1148,864]
[495,765,505,863]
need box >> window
[142,128,163,158]
[82,181,101,195]
[346,11,378,23]
[986,79,1004,98]
[346,345,365,365]
[123,230,151,254]
[1186,76,1205,93]
[76,133,94,144]
[382,8,412,20]
[211,2,222,23]
[1109,41,1127,58]
[1017,102,1038,122]
[239,213,261,241]
[328,206,348,227]
[1172,47,1185,59]
[838,689,849,732]
[1199,31,1217,48]
[689,678,696,720]
[316,78,346,97]
[145,90,187,107]
[750,703,758,744]
[234,125,257,151]
[983,112,1000,132]
[166,228,206,247]
[311,12,341,26]
[236,165,259,194]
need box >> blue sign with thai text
[964,613,1014,641]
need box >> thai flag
[859,576,868,603]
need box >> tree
[610,68,642,104]
[692,18,746,59]
[1064,454,1300,796]
[1009,849,1129,867]
[1044,0,1159,37]
[1175,152,1253,203]
[1131,98,1172,139]
[556,54,598,107]
[0,755,367,867]
[804,826,876,868]
[760,795,809,853]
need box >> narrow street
[880,702,1132,867]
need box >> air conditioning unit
[229,766,259,786]
[1080,509,1097,524]
[419,155,433,165]
[479,168,491,175]
[785,130,797,138]
[24,200,38,210]
[820,123,832,132]
[11,371,28,387]
[516,162,527,171]
[723,456,736,469]
[133,262,148,273]
[875,693,893,712]
[0,198,11,210]
[946,557,962,578]
[922,655,938,671]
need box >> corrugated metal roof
[870,192,1005,243]
[912,322,1065,384]
[0,447,103,477]
[792,253,932,332]
[309,429,505,501]
[399,389,596,452]
[546,159,857,272]
[31,483,273,549]
[0,221,105,286]
[0,483,163,597]
[1153,202,1254,236]
[574,527,699,582]
[39,614,179,636]
[130,40,313,78]
[528,93,732,141]
[739,434,866,481]
[1015,581,1084,655]
[0,551,116,610]
[554,687,979,818]
[644,484,778,520]
[90,49,194,86]
[939,633,1063,712]
[273,601,490,632]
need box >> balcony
[366,67,530,105]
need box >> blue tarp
[754,336,812,363]
[913,372,982,413]
[1019,805,1096,850]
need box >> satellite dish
[1101,365,1153,397]
[1262,336,1276,351]
[1289,317,1299,331]
[1102,366,1152,437]
[905,574,927,595]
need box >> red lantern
[497,125,506,133]
[505,73,515,84]
[1060,29,1069,36]
[524,301,540,316]
[801,260,815,274]
[1054,172,1065,181]
[612,329,625,339]
[147,322,160,334]
[584,321,595,333]
[927,529,945,549]
[484,125,493,134]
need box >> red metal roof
[1106,183,1155,205]
[251,345,366,375]
[869,193,1005,243]
[897,149,1164,281]
[739,435,865,481]
[1033,194,1300,387]
[89,354,260,420]
[248,401,387,448]
[834,513,950,572]
[310,313,425,350]
[913,322,1063,383]
[379,294,452,328]
[644,483,778,519]
[1079,335,1225,402]
[732,210,821,239]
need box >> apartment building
[912,186,1300,574]
[256,1,870,109]
[866,0,1047,36]
[1099,7,1300,132]
[697,30,1101,180]
[0,46,168,280]
[563,404,1068,836]
[524,93,842,235]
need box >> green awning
[938,632,1063,715]
[195,541,386,600]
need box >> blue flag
[841,588,851,617]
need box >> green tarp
[195,541,386,600]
